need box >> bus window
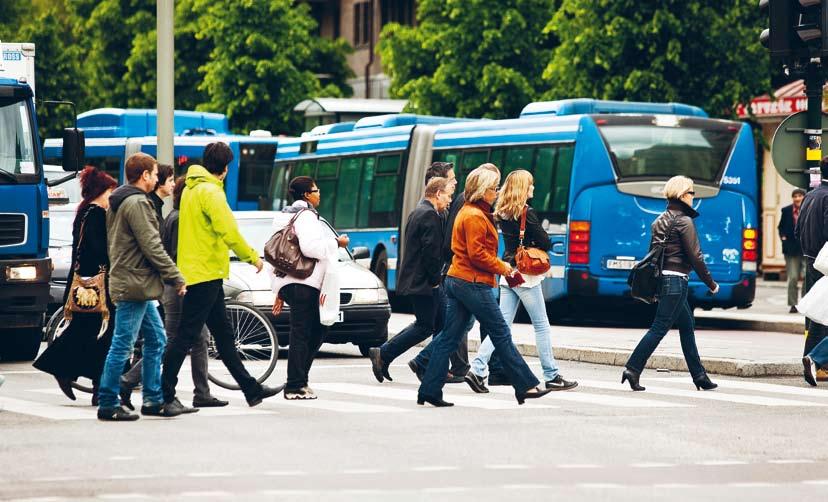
[552,145,574,217]
[335,157,364,228]
[432,150,460,168]
[296,160,316,178]
[377,155,399,174]
[318,159,339,178]
[503,146,534,179]
[357,157,376,227]
[489,148,505,171]
[371,154,401,226]
[532,147,556,212]
[269,163,291,210]
[238,143,277,203]
[315,159,339,222]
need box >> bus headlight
[235,290,276,306]
[7,265,38,281]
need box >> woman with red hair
[34,166,118,404]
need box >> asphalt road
[1,340,827,502]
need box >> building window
[353,1,372,47]
[381,0,414,26]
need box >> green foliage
[543,0,771,118]
[379,0,558,119]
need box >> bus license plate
[606,259,636,270]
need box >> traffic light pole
[805,61,824,187]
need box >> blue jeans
[98,301,167,409]
[472,284,559,381]
[418,277,539,399]
[625,275,706,379]
[412,289,476,375]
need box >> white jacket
[268,200,339,296]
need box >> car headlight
[7,265,38,281]
[378,288,389,303]
[350,288,388,304]
[235,290,276,306]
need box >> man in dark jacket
[796,157,828,357]
[368,177,452,382]
[779,188,806,313]
[149,163,174,223]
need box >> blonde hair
[495,170,533,220]
[424,176,449,199]
[663,175,694,200]
[464,165,501,203]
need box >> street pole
[157,0,174,167]
[805,61,824,187]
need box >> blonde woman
[465,170,577,394]
[416,165,553,406]
[623,175,719,392]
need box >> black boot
[621,368,645,391]
[56,377,76,401]
[693,374,718,391]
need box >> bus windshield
[597,117,738,183]
[0,96,38,183]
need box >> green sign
[771,111,828,188]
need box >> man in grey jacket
[97,153,188,421]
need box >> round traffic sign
[771,111,828,188]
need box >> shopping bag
[797,276,828,325]
[319,262,341,326]
[815,242,828,275]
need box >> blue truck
[0,42,83,360]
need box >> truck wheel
[0,328,43,362]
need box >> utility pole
[157,0,174,167]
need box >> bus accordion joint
[569,221,591,265]
[742,228,758,263]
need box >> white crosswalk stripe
[484,386,692,408]
[209,388,411,414]
[649,377,828,398]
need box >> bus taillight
[569,221,591,265]
[742,229,758,262]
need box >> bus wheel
[372,249,388,287]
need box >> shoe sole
[546,382,579,391]
[284,394,318,400]
[193,402,229,408]
[803,357,818,387]
[464,376,489,394]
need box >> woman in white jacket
[270,176,349,400]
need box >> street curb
[696,316,805,335]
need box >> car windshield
[49,208,76,247]
[0,96,38,183]
[235,216,352,262]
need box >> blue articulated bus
[44,108,281,210]
[268,100,758,310]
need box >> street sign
[771,110,828,187]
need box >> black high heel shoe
[417,395,454,407]
[621,369,645,391]
[56,377,76,401]
[515,386,554,405]
[693,374,718,391]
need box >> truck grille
[0,214,26,246]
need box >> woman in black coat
[33,167,118,403]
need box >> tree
[379,0,558,119]
[543,0,770,118]
[192,0,353,134]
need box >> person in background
[779,188,807,314]
[149,163,174,223]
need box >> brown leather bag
[514,206,551,276]
[264,209,318,279]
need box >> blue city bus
[44,108,281,210]
[268,100,758,309]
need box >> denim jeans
[418,277,539,400]
[625,275,706,379]
[785,254,804,307]
[804,257,827,355]
[472,284,559,382]
[98,301,167,409]
[380,289,442,365]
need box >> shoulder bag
[515,206,551,276]
[264,209,318,279]
[627,213,678,304]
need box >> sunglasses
[685,191,695,196]
[308,189,320,194]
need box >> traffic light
[760,0,828,64]
[760,0,794,61]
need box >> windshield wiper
[0,169,18,183]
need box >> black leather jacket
[651,199,716,290]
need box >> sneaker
[817,369,828,382]
[803,356,818,387]
[142,398,195,417]
[464,373,489,394]
[284,386,318,400]
[445,373,465,384]
[193,396,230,408]
[246,384,286,407]
[98,406,139,422]
[545,375,579,391]
[408,359,424,382]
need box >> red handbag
[514,206,551,276]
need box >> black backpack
[627,214,677,304]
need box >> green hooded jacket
[177,165,259,285]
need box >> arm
[123,200,184,286]
[525,208,552,251]
[420,211,443,287]
[463,214,510,276]
[778,208,785,239]
[677,217,716,290]
[203,188,259,265]
[295,211,338,261]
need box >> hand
[781,236,787,241]
[177,283,187,297]
[503,263,514,277]
[336,234,350,248]
[254,258,264,273]
[272,297,284,316]
[710,283,720,295]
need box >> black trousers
[280,283,327,391]
[162,280,260,402]
[804,257,827,355]
[380,289,442,364]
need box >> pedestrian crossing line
[484,386,693,408]
[209,388,411,414]
[650,377,828,399]
[577,380,828,407]
[768,459,815,464]
[313,383,558,410]
[1,396,93,420]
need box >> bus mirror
[351,247,370,260]
[62,128,85,172]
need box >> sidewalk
[696,278,805,334]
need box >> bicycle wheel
[43,309,94,394]
[207,300,279,391]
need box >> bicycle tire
[207,300,279,391]
[43,309,95,394]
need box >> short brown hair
[156,163,174,187]
[424,177,449,198]
[425,162,454,185]
[172,176,186,210]
[125,152,157,184]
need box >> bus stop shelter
[294,97,408,132]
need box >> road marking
[211,388,409,414]
[768,459,815,464]
[577,483,622,489]
[630,462,676,468]
[411,466,460,472]
[578,380,828,407]
[653,483,697,489]
[315,383,558,410]
[727,482,777,488]
[179,491,232,497]
[485,464,531,470]
[802,479,828,485]
[1,396,93,420]
[96,494,150,500]
[0,370,40,374]
[7,498,67,502]
[501,484,551,490]
[421,487,468,493]
[264,470,308,476]
[259,490,313,496]
[342,468,384,474]
[32,476,84,482]
[485,386,691,408]
[108,456,136,461]
[651,377,828,398]
[557,464,602,469]
[107,474,156,480]
[695,460,749,466]
[186,472,234,478]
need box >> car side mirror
[351,246,370,260]
[62,128,85,172]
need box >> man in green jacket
[98,152,188,421]
[161,142,284,407]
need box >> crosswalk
[2,373,827,421]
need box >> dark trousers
[162,280,260,402]
[804,257,827,355]
[625,275,705,379]
[280,283,327,391]
[380,289,442,364]
[418,277,539,400]
[408,287,471,376]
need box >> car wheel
[372,249,388,287]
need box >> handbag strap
[73,207,92,272]
[657,212,679,270]
[518,205,528,247]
